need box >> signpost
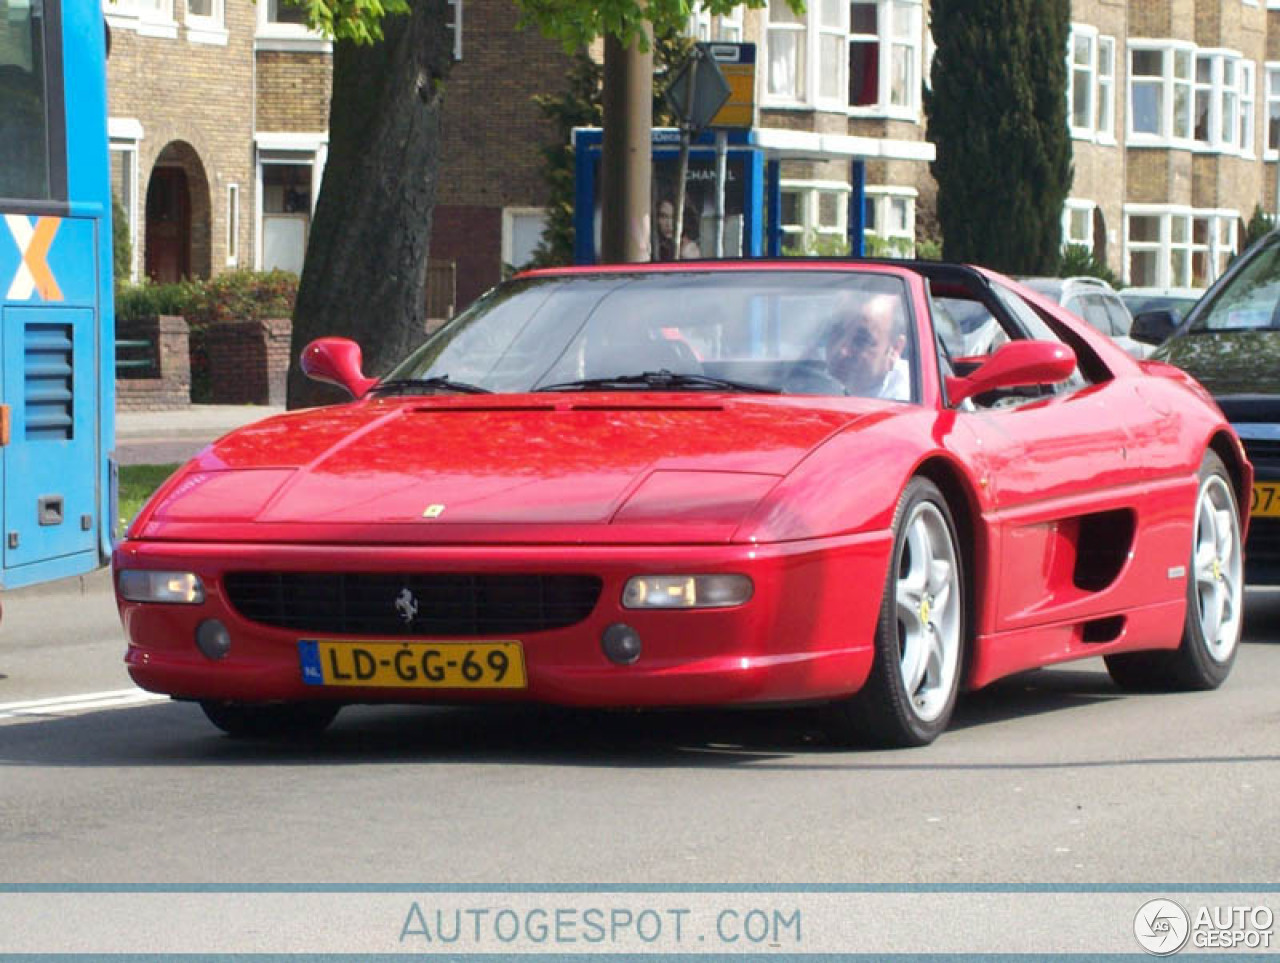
[664,43,756,258]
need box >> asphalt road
[1,577,1277,885]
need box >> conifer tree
[925,0,1073,273]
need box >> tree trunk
[286,0,453,409]
[599,29,653,263]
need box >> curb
[3,566,113,602]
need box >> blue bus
[0,0,115,601]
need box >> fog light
[118,569,205,604]
[601,623,642,665]
[621,574,753,609]
[195,619,232,660]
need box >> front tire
[1105,450,1243,691]
[830,477,966,748]
[199,700,341,738]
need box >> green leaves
[278,0,411,44]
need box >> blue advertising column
[848,160,866,257]
[572,128,764,264]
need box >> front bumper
[114,534,890,708]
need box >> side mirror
[945,340,1077,407]
[1130,309,1179,345]
[300,338,379,399]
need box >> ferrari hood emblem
[422,504,446,518]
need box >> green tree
[925,0,1072,274]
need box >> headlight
[621,574,753,609]
[118,570,205,604]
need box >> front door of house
[144,167,190,282]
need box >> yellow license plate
[1252,483,1280,518]
[299,640,526,689]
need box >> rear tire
[1105,450,1243,691]
[199,700,340,738]
[829,477,966,748]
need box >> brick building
[106,0,1280,305]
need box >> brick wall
[116,316,192,411]
[255,51,333,132]
[207,319,293,405]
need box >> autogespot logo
[1135,898,1191,955]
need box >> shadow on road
[3,655,1274,772]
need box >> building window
[256,0,329,48]
[255,136,326,272]
[716,6,743,41]
[765,0,921,115]
[1128,44,1193,142]
[1191,51,1251,152]
[864,187,915,253]
[109,119,143,282]
[226,183,240,267]
[1067,26,1116,141]
[1125,207,1238,287]
[1063,200,1094,248]
[502,208,547,272]
[779,180,849,253]
[105,0,177,37]
[185,0,226,43]
[766,0,806,100]
[447,0,462,60]
[1268,64,1280,157]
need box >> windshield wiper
[371,376,493,396]
[536,370,781,394]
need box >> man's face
[827,302,903,394]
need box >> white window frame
[501,206,548,271]
[765,0,807,103]
[184,0,227,45]
[255,0,331,52]
[779,179,850,253]
[864,185,916,249]
[763,0,923,118]
[1124,205,1239,287]
[1063,199,1095,249]
[1240,60,1256,155]
[1067,26,1117,143]
[448,0,463,60]
[1127,41,1195,146]
[226,183,240,268]
[716,5,743,41]
[688,4,712,40]
[108,118,143,283]
[1190,49,1250,154]
[104,0,178,39]
[1267,63,1280,159]
[253,133,328,271]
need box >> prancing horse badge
[422,504,445,518]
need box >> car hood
[1154,329,1280,398]
[135,395,878,543]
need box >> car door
[955,282,1175,637]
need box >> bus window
[0,0,55,201]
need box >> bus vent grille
[24,323,74,441]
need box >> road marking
[0,687,167,720]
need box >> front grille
[223,572,603,636]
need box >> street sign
[664,46,731,134]
[706,42,756,129]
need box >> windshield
[384,271,920,401]
[1189,235,1280,332]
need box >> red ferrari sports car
[113,261,1251,747]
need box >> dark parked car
[1147,231,1280,582]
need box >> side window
[0,0,59,201]
[989,283,1091,391]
